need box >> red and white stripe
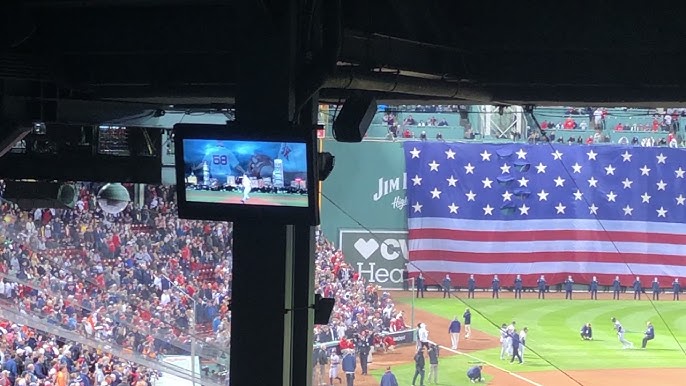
[408,217,686,287]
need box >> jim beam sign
[339,229,409,289]
[373,173,408,211]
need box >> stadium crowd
[311,234,410,385]
[0,183,232,386]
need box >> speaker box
[313,294,335,325]
[332,94,377,143]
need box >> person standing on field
[652,278,660,300]
[467,274,476,299]
[448,317,461,350]
[492,275,500,299]
[442,274,452,298]
[672,278,681,301]
[612,276,621,300]
[633,276,642,300]
[537,275,546,299]
[514,275,523,299]
[564,275,574,299]
[590,276,599,300]
[463,308,472,339]
[427,344,440,384]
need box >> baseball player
[499,324,509,360]
[240,173,252,203]
[329,349,342,385]
[611,317,634,349]
[505,321,516,356]
[519,327,528,363]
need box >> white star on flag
[573,190,584,201]
[410,147,421,158]
[500,163,511,174]
[571,163,583,173]
[483,205,494,216]
[551,150,563,160]
[621,151,632,162]
[480,150,492,161]
[465,190,477,201]
[622,205,634,216]
[605,164,616,175]
[641,192,651,203]
[656,180,667,191]
[502,191,513,201]
[446,176,458,187]
[589,204,599,215]
[412,175,423,186]
[553,176,566,187]
[537,190,549,201]
[535,163,547,174]
[482,178,493,188]
[676,195,686,206]
[517,177,529,187]
[448,203,459,214]
[656,153,667,164]
[445,148,456,159]
[640,165,651,176]
[516,149,527,159]
[430,188,442,199]
[586,150,598,160]
[428,160,440,171]
[555,203,566,214]
[588,177,599,187]
[656,206,668,218]
[606,191,618,202]
[519,204,530,215]
[676,167,685,178]
[621,178,633,189]
[412,202,423,212]
[464,163,475,174]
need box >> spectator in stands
[437,118,449,127]
[402,128,413,138]
[403,115,417,126]
[435,132,444,142]
[419,131,427,141]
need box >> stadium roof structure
[3,0,686,115]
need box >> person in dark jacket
[510,330,523,364]
[341,349,356,386]
[448,317,461,349]
[652,278,660,300]
[379,367,399,386]
[633,276,642,300]
[673,278,681,301]
[442,274,452,298]
[641,321,655,349]
[612,276,621,300]
[589,276,599,300]
[514,275,523,299]
[580,323,593,340]
[313,344,328,386]
[416,274,425,298]
[463,308,472,339]
[537,275,546,299]
[491,275,500,299]
[564,275,574,299]
[466,365,483,383]
[467,275,476,299]
[357,332,371,375]
[427,344,439,384]
[412,347,425,386]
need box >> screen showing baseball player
[182,138,309,207]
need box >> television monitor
[174,123,319,225]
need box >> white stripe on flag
[409,239,686,256]
[408,260,686,276]
[408,217,686,235]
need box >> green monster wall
[320,139,409,289]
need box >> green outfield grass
[370,354,493,386]
[409,297,686,373]
[185,189,308,206]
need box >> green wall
[320,140,409,288]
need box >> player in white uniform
[329,351,341,384]
[499,324,509,360]
[241,173,252,203]
[611,317,633,349]
[505,322,516,356]
[519,327,528,362]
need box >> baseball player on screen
[240,173,252,203]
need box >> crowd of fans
[312,234,409,357]
[0,183,232,386]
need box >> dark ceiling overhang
[2,0,686,110]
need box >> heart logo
[354,238,379,259]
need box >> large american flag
[404,141,686,287]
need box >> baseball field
[358,291,686,386]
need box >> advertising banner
[339,229,409,289]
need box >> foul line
[439,345,544,386]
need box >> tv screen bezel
[173,123,319,225]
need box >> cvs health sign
[339,229,409,289]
